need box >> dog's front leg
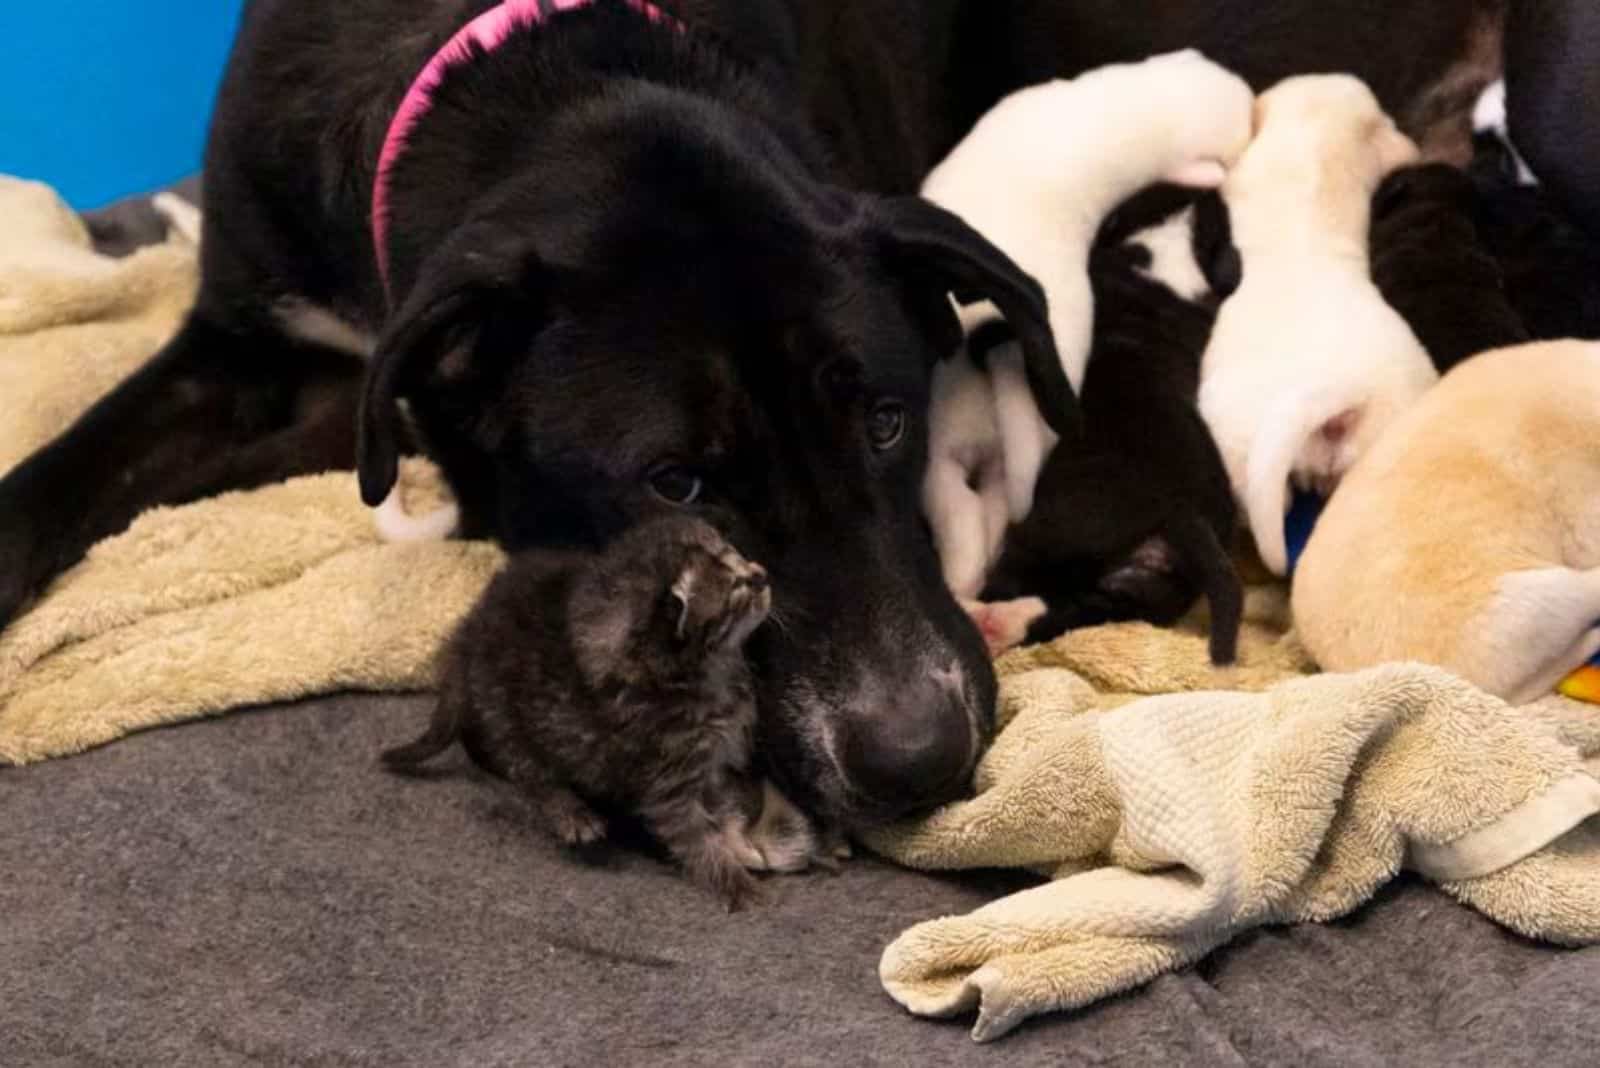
[0,313,358,631]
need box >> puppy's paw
[964,597,1047,656]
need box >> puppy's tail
[381,679,465,770]
[1243,391,1357,577]
[1164,512,1243,665]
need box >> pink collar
[371,0,679,300]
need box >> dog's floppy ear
[873,196,1080,438]
[357,226,543,507]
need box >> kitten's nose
[746,566,769,593]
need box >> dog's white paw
[152,192,203,248]
[373,487,460,543]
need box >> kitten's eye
[866,401,907,451]
[649,465,703,505]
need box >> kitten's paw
[716,867,766,913]
[721,819,769,871]
[538,789,608,848]
[683,839,767,911]
[557,808,608,848]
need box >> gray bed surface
[4,692,1597,1067]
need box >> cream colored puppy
[1294,340,1600,705]
[921,49,1255,597]
[1198,74,1432,576]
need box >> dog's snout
[839,672,976,818]
[746,565,769,593]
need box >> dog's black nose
[838,677,976,819]
[746,566,769,593]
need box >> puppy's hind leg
[924,455,992,600]
[1245,395,1356,575]
[988,346,1055,521]
[1164,512,1245,665]
[1463,566,1600,704]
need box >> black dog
[2,0,1595,828]
[0,0,1075,830]
[1368,162,1529,373]
[982,191,1242,664]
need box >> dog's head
[356,95,1075,827]
[1249,74,1419,190]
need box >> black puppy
[385,516,771,909]
[1468,134,1600,341]
[1368,162,1529,374]
[981,192,1243,664]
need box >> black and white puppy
[975,188,1243,664]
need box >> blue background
[0,2,247,209]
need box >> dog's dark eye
[649,465,703,504]
[866,401,907,451]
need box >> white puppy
[1198,74,1432,576]
[920,49,1255,597]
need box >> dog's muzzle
[834,660,981,819]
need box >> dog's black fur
[982,193,1242,664]
[3,0,1597,826]
[1504,0,1600,240]
[1369,163,1529,373]
[1468,135,1600,342]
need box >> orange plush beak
[1559,664,1600,704]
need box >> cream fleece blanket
[865,596,1600,1041]
[5,178,1600,1040]
[0,177,501,763]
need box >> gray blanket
[4,692,1597,1066]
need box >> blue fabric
[1283,490,1325,577]
[0,2,245,209]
